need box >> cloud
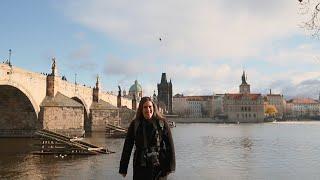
[277,78,320,99]
[60,0,301,59]
[256,71,320,98]
[55,0,320,98]
[103,55,155,77]
[264,43,320,67]
[73,31,86,41]
[68,44,92,61]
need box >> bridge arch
[71,96,90,132]
[0,80,39,115]
[0,84,40,135]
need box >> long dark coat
[119,118,175,180]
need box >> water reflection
[2,123,320,179]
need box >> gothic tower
[239,71,250,94]
[157,73,172,114]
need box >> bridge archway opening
[0,85,39,136]
[71,97,90,132]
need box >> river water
[1,122,320,180]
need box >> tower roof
[241,71,248,85]
[161,73,167,83]
[129,80,142,93]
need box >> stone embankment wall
[90,109,120,131]
[168,117,215,123]
[119,107,136,128]
[40,107,84,136]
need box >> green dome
[129,80,142,93]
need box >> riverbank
[168,117,320,124]
[168,117,219,123]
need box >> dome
[129,80,142,93]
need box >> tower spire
[96,75,99,89]
[241,70,247,84]
[8,49,12,67]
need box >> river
[1,122,320,179]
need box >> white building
[213,94,224,116]
[173,94,214,118]
[288,98,320,118]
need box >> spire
[8,49,12,67]
[161,73,167,83]
[241,71,247,84]
[96,75,99,89]
[93,75,100,102]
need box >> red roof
[185,96,212,101]
[266,94,282,97]
[224,93,261,100]
[290,98,318,104]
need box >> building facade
[264,90,286,119]
[213,94,225,116]
[287,98,320,118]
[173,94,214,118]
[223,71,264,123]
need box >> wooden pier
[105,123,127,138]
[33,129,114,155]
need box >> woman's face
[142,101,154,120]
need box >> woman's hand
[120,173,126,177]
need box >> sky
[0,0,320,99]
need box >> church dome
[129,80,142,93]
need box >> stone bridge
[0,61,134,137]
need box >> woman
[119,97,175,180]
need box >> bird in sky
[159,37,162,41]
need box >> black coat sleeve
[163,120,176,172]
[119,120,135,174]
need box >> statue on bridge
[118,85,122,97]
[51,58,56,76]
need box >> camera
[146,147,160,167]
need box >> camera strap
[142,120,148,150]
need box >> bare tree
[299,0,320,37]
